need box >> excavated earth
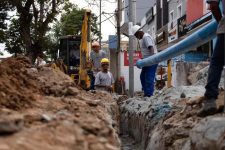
[1,57,225,150]
[120,63,225,150]
[0,56,120,150]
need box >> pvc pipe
[136,20,218,68]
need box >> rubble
[119,64,225,150]
[0,113,23,134]
[0,56,120,150]
[1,56,224,150]
[190,116,225,150]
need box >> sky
[70,0,117,41]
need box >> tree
[3,0,69,61]
[0,1,14,42]
[5,18,25,54]
[54,3,100,40]
[2,1,100,61]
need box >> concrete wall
[121,0,155,24]
[186,0,204,24]
[110,50,118,81]
[141,1,156,40]
[168,0,187,22]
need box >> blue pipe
[136,20,218,68]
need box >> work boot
[197,98,217,117]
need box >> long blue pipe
[136,20,218,68]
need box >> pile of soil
[0,56,120,150]
[0,56,39,109]
[0,56,78,110]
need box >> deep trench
[115,93,179,150]
[118,104,154,150]
[115,98,161,150]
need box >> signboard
[178,15,187,38]
[168,21,178,43]
[156,31,165,44]
[156,25,168,44]
[186,12,212,32]
[108,35,118,50]
[124,51,142,66]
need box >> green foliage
[61,9,84,36]
[5,18,25,54]
[2,0,100,61]
[2,0,69,61]
[54,3,100,39]
[0,0,14,43]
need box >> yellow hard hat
[101,58,110,64]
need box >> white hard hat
[132,25,141,35]
[92,41,100,47]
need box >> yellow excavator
[59,9,91,89]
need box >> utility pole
[116,0,121,79]
[224,33,225,112]
[128,0,136,97]
[99,0,102,48]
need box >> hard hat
[101,58,110,64]
[92,41,100,47]
[132,25,141,35]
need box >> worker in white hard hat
[89,41,107,90]
[94,58,114,92]
[132,25,158,98]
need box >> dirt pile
[0,56,39,109]
[0,56,120,150]
[0,56,79,110]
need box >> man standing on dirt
[95,58,114,92]
[132,25,158,98]
[198,0,225,116]
[89,41,107,90]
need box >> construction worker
[35,54,46,67]
[198,0,224,116]
[132,25,158,98]
[89,41,107,90]
[94,58,114,92]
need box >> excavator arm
[79,9,92,89]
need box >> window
[153,4,157,15]
[152,26,155,34]
[152,26,156,39]
[177,4,182,18]
[169,10,174,22]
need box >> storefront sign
[124,51,142,66]
[168,21,178,43]
[186,13,212,32]
[156,31,165,44]
[178,15,187,38]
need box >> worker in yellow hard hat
[89,41,107,90]
[100,58,110,64]
[94,58,114,92]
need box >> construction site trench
[0,57,225,150]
